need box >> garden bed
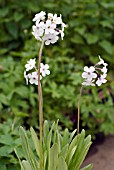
[83,135,114,170]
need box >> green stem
[77,86,83,135]
[38,41,44,170]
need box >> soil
[82,135,114,170]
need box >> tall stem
[77,86,83,135]
[38,41,44,170]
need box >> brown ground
[82,135,114,170]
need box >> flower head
[24,58,50,85]
[82,56,108,87]
[32,11,66,45]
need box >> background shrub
[0,0,114,138]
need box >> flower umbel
[24,58,50,85]
[82,56,108,86]
[32,11,66,45]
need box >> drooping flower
[96,74,107,86]
[82,80,95,86]
[82,56,108,87]
[97,55,108,67]
[40,63,50,77]
[25,58,36,71]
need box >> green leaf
[99,40,113,54]
[44,120,49,147]
[22,160,33,170]
[0,163,7,170]
[62,128,70,147]
[57,156,68,170]
[14,149,25,170]
[0,7,9,17]
[0,134,14,145]
[48,143,59,170]
[30,127,40,158]
[20,127,37,170]
[71,35,84,44]
[6,22,18,39]
[85,34,99,44]
[69,130,92,170]
[80,164,93,170]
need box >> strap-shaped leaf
[59,144,68,159]
[20,126,38,170]
[44,120,49,146]
[30,127,40,158]
[80,164,93,170]
[74,135,92,170]
[66,135,78,165]
[69,129,85,170]
[14,149,25,170]
[56,156,68,170]
[62,128,70,147]
[22,160,32,170]
[48,143,59,170]
[69,129,76,142]
[69,130,92,170]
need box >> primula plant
[16,11,108,170]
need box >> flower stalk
[38,40,44,170]
[77,86,83,135]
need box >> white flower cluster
[32,11,66,45]
[82,56,108,86]
[24,58,50,85]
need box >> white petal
[45,40,50,45]
[45,64,49,69]
[91,73,97,78]
[82,72,88,78]
[46,70,50,75]
[84,66,89,72]
[89,66,95,72]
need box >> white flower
[53,14,62,24]
[28,71,42,85]
[45,20,56,34]
[96,74,107,86]
[97,55,108,67]
[82,80,95,86]
[101,66,108,74]
[33,11,46,22]
[32,25,44,40]
[43,33,59,45]
[48,13,53,20]
[82,66,97,81]
[40,63,50,77]
[36,21,45,29]
[25,58,36,71]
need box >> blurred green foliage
[0,0,114,138]
[0,118,23,170]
